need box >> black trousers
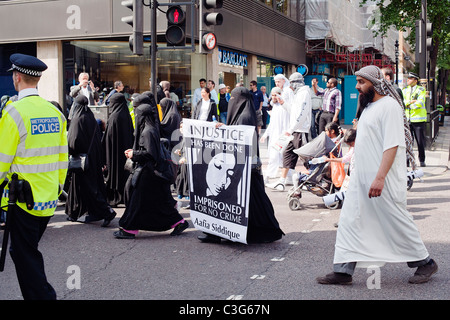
[410,122,426,163]
[261,107,269,130]
[318,111,338,133]
[9,206,56,300]
[334,257,430,276]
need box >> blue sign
[273,65,284,75]
[218,48,248,67]
[297,64,308,76]
[30,117,60,135]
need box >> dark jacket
[191,99,218,122]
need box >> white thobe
[334,96,429,265]
[285,86,312,134]
[262,102,290,178]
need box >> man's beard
[356,86,376,119]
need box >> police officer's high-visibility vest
[128,101,135,129]
[402,85,427,123]
[0,95,68,217]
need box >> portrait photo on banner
[182,119,255,244]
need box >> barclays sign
[218,48,248,68]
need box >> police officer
[402,72,427,167]
[0,53,68,300]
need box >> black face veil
[133,97,161,163]
[226,87,257,127]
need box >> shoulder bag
[68,125,97,173]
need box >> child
[325,128,356,177]
[291,123,346,190]
[174,121,190,201]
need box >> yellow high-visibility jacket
[402,85,427,123]
[0,94,68,217]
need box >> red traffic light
[166,5,185,25]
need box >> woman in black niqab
[66,95,116,226]
[159,97,182,149]
[114,94,188,239]
[102,93,134,207]
[198,87,284,244]
[229,87,284,243]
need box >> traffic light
[426,22,433,52]
[200,0,223,53]
[121,0,144,56]
[166,5,186,46]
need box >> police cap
[7,53,48,77]
[408,72,420,80]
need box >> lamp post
[395,40,399,85]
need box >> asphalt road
[1,166,449,303]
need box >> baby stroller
[287,132,343,211]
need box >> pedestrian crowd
[0,52,437,301]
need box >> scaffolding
[305,0,397,76]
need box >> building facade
[0,0,306,113]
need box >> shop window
[0,42,36,97]
[63,40,205,111]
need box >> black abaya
[119,96,183,232]
[66,95,112,221]
[159,98,182,149]
[102,93,134,206]
[227,87,284,244]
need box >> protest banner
[183,119,255,244]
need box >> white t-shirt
[199,99,210,121]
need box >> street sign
[297,64,308,76]
[273,65,284,75]
[202,32,217,51]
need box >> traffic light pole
[419,0,427,79]
[151,0,157,95]
[149,0,195,94]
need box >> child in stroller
[287,124,343,210]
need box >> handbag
[68,154,89,173]
[124,158,134,172]
[329,153,346,188]
[68,125,97,173]
[154,138,177,184]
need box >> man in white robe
[317,66,437,285]
[260,87,290,181]
[266,73,311,191]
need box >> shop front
[63,39,206,112]
[217,47,249,88]
[1,0,306,117]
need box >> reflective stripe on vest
[0,96,68,217]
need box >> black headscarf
[226,87,257,127]
[226,87,260,160]
[141,91,158,110]
[132,94,161,165]
[68,95,100,155]
[102,93,134,191]
[133,94,158,144]
[159,97,181,146]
